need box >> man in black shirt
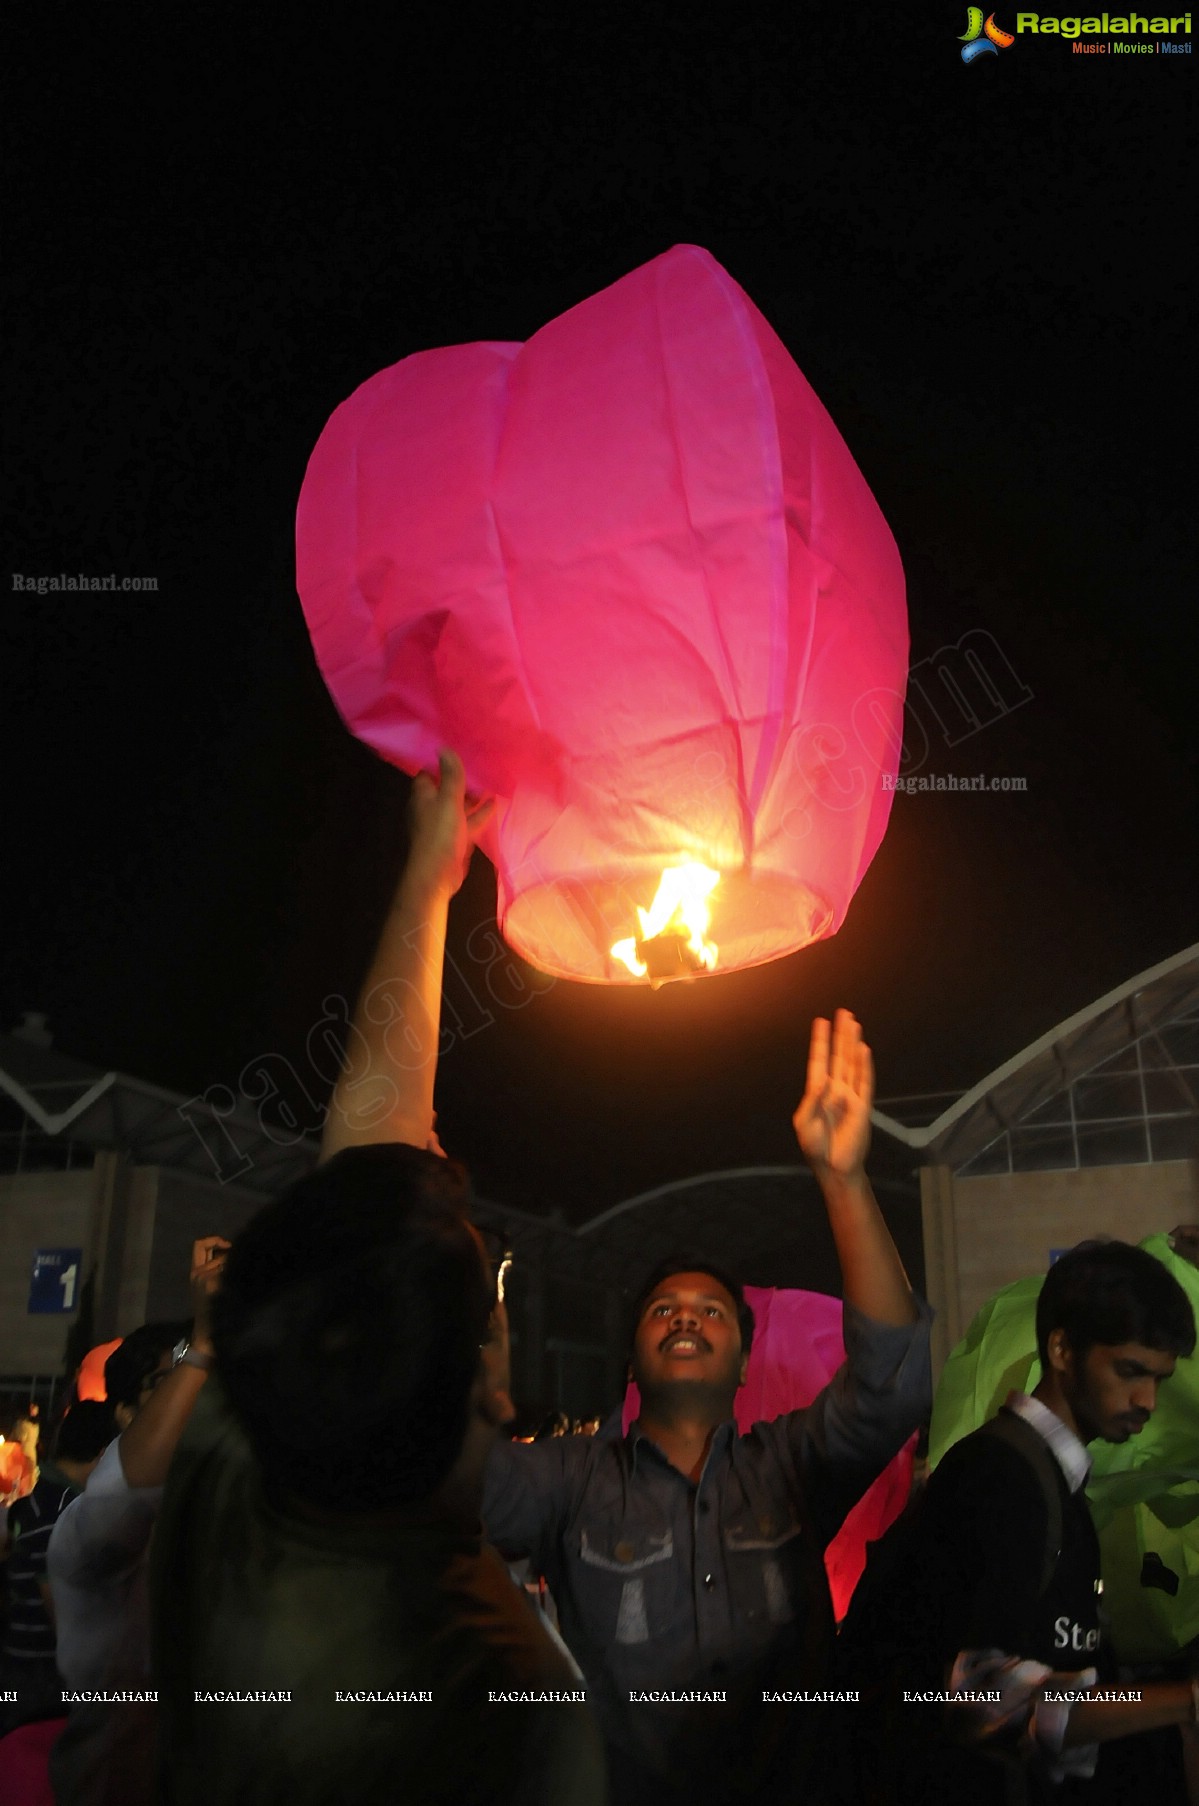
[152,753,604,1806]
[839,1239,1198,1805]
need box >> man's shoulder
[47,1443,125,1545]
[735,1410,815,1472]
[10,1476,73,1535]
[941,1412,1056,1470]
[487,1428,616,1502]
[928,1414,1064,1523]
[7,1490,38,1530]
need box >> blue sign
[28,1248,83,1315]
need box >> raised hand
[189,1235,231,1349]
[792,1009,873,1180]
[407,749,495,897]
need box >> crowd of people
[0,753,1196,1805]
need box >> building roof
[870,943,1199,1172]
[0,1031,318,1201]
[19,943,1192,1266]
[0,1029,924,1292]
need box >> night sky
[5,12,1195,1221]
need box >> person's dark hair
[1036,1240,1196,1368]
[213,1143,492,1511]
[630,1254,755,1357]
[54,1399,116,1462]
[103,1323,188,1409]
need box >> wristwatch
[172,1337,215,1373]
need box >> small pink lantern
[297,246,907,983]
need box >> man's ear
[1045,1330,1073,1377]
[480,1374,517,1428]
[476,1337,516,1428]
[113,1401,134,1433]
[738,1353,750,1388]
[480,1379,512,1423]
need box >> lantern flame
[611,863,721,979]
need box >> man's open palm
[793,1010,873,1178]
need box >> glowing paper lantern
[0,1436,35,1505]
[624,1286,916,1620]
[298,245,907,982]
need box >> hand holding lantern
[406,749,495,900]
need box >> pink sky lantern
[297,245,907,983]
[624,1287,916,1621]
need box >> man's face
[113,1347,175,1433]
[139,1349,175,1407]
[631,1271,747,1402]
[1064,1339,1176,1443]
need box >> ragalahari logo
[960,8,1016,58]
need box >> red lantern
[0,1436,35,1505]
[297,246,907,982]
[77,1338,122,1401]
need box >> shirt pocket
[722,1510,805,1627]
[576,1527,674,1646]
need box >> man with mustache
[483,1008,931,1802]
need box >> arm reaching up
[320,750,493,1162]
[118,1237,229,1489]
[794,1009,917,1328]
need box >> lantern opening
[502,867,834,984]
[611,862,720,985]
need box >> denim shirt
[484,1300,932,1793]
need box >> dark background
[4,11,1194,1220]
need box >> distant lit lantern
[297,246,907,982]
[0,1437,35,1505]
[78,1338,122,1402]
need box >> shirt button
[704,1573,715,1588]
